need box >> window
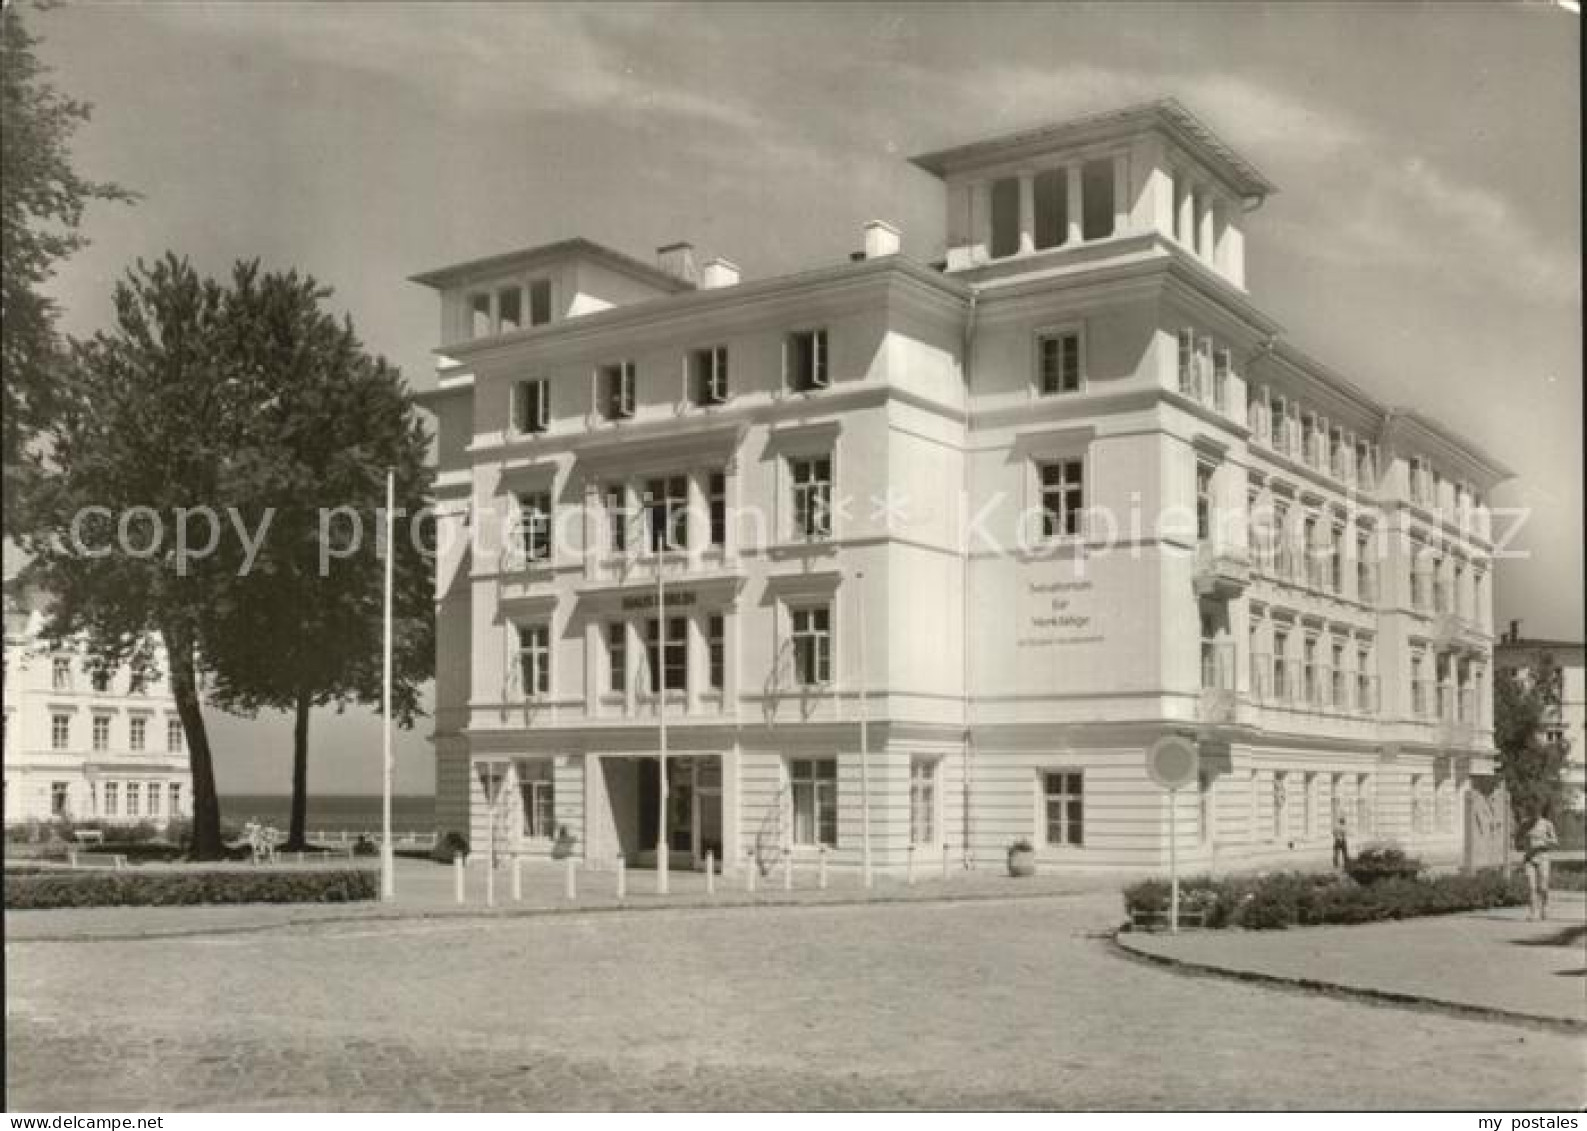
[645,617,688,694]
[790,456,833,539]
[91,669,110,693]
[599,360,636,420]
[606,622,626,694]
[51,781,69,816]
[786,329,829,392]
[169,783,181,816]
[790,758,838,846]
[513,379,549,434]
[92,715,110,752]
[1081,158,1114,240]
[51,713,69,751]
[470,293,491,337]
[126,781,140,818]
[130,716,146,752]
[604,483,628,553]
[645,476,689,552]
[1327,526,1343,594]
[517,760,555,839]
[1177,329,1196,396]
[1302,636,1319,706]
[1043,770,1084,847]
[1272,629,1290,701]
[1303,772,1317,838]
[104,781,119,818]
[516,624,550,698]
[1331,642,1347,709]
[52,657,71,691]
[146,781,161,818]
[1302,516,1320,589]
[989,176,1020,258]
[1356,534,1374,602]
[529,279,552,326]
[1273,772,1288,840]
[707,614,725,692]
[790,606,832,687]
[690,346,729,406]
[1037,331,1081,395]
[168,718,183,753]
[497,285,522,333]
[708,471,727,549]
[1355,774,1373,834]
[1032,167,1067,249]
[518,493,552,562]
[1038,458,1085,538]
[1410,774,1427,834]
[1270,393,1289,450]
[129,671,147,695]
[1357,647,1374,713]
[910,758,937,845]
[1195,462,1214,542]
[1212,348,1231,411]
[1198,770,1214,844]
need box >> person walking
[1332,813,1350,870]
[1522,808,1559,921]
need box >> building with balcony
[1494,625,1585,813]
[2,575,192,828]
[415,99,1508,875]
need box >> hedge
[1553,858,1585,892]
[4,868,378,910]
[1123,866,1528,931]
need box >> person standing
[1522,809,1559,921]
[1332,813,1350,870]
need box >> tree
[197,265,433,851]
[21,255,248,857]
[1493,657,1570,829]
[2,3,135,534]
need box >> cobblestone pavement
[1124,894,1587,1024]
[8,894,1585,1110]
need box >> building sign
[1017,577,1103,648]
[622,591,698,611]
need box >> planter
[1007,847,1037,877]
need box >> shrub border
[4,867,378,910]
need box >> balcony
[1199,638,1237,723]
[1431,588,1486,652]
[1194,542,1251,599]
[1434,686,1477,748]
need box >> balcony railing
[1194,542,1251,599]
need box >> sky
[20,1,1582,795]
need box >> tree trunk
[160,620,224,859]
[286,687,311,850]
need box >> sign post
[1146,736,1199,934]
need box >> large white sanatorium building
[415,100,1509,875]
[3,576,192,827]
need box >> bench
[68,850,128,871]
[72,829,106,848]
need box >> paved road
[7,894,1584,1110]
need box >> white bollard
[485,853,496,908]
[705,851,715,895]
[615,854,626,901]
[747,849,757,893]
[942,842,951,882]
[564,855,576,902]
[454,854,465,904]
[512,856,523,902]
[782,847,793,891]
[907,843,916,886]
[818,845,828,890]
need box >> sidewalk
[1118,891,1587,1026]
[4,855,1123,942]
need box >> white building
[2,576,192,828]
[415,100,1509,875]
[1494,625,1586,813]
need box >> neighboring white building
[1494,625,1586,813]
[415,99,1509,875]
[3,576,192,827]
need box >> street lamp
[856,568,872,888]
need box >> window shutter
[813,331,829,388]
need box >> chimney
[700,257,741,289]
[863,220,901,259]
[656,242,699,285]
[1508,619,1521,644]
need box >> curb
[5,884,1106,944]
[1108,928,1587,1035]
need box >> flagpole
[381,469,396,902]
[656,543,669,895]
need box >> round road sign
[1146,736,1199,790]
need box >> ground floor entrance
[600,755,723,869]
